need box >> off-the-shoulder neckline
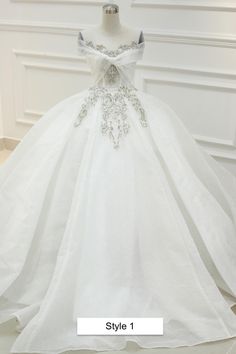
[78,30,145,57]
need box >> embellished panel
[74,84,148,149]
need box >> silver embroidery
[101,90,129,149]
[79,39,140,86]
[74,84,148,149]
[75,38,146,148]
[81,39,140,57]
[104,64,120,86]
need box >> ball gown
[0,29,236,353]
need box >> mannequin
[80,2,143,49]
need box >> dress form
[80,3,142,49]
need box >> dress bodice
[77,30,145,89]
[75,30,147,149]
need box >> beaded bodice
[77,30,145,88]
[80,38,141,58]
[74,30,147,149]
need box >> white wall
[0,91,3,139]
[0,0,236,175]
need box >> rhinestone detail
[104,64,120,86]
[80,39,140,57]
[74,84,148,149]
[79,39,141,86]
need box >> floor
[0,149,236,354]
[0,149,11,165]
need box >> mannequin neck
[101,12,121,33]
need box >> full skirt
[0,88,236,353]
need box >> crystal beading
[74,84,148,149]
[75,37,147,148]
[104,64,120,86]
[79,39,141,86]
[80,39,140,57]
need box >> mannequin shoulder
[123,26,143,42]
[79,27,143,43]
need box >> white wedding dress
[0,29,236,353]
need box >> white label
[77,317,163,335]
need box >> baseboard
[0,137,20,151]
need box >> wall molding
[1,28,235,163]
[11,48,236,137]
[0,138,4,150]
[138,65,236,158]
[146,30,236,49]
[193,134,236,161]
[17,61,90,125]
[3,51,236,162]
[16,49,236,82]
[9,0,236,11]
[141,74,236,161]
[11,0,104,4]
[132,0,236,12]
[193,134,236,148]
[14,49,236,97]
[12,48,90,125]
[22,61,89,73]
[142,73,236,92]
[139,66,236,161]
[0,20,236,49]
[13,48,86,62]
[0,137,19,150]
[0,20,82,35]
[138,61,236,82]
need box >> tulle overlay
[0,88,236,352]
[0,30,236,352]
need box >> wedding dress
[0,28,236,353]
